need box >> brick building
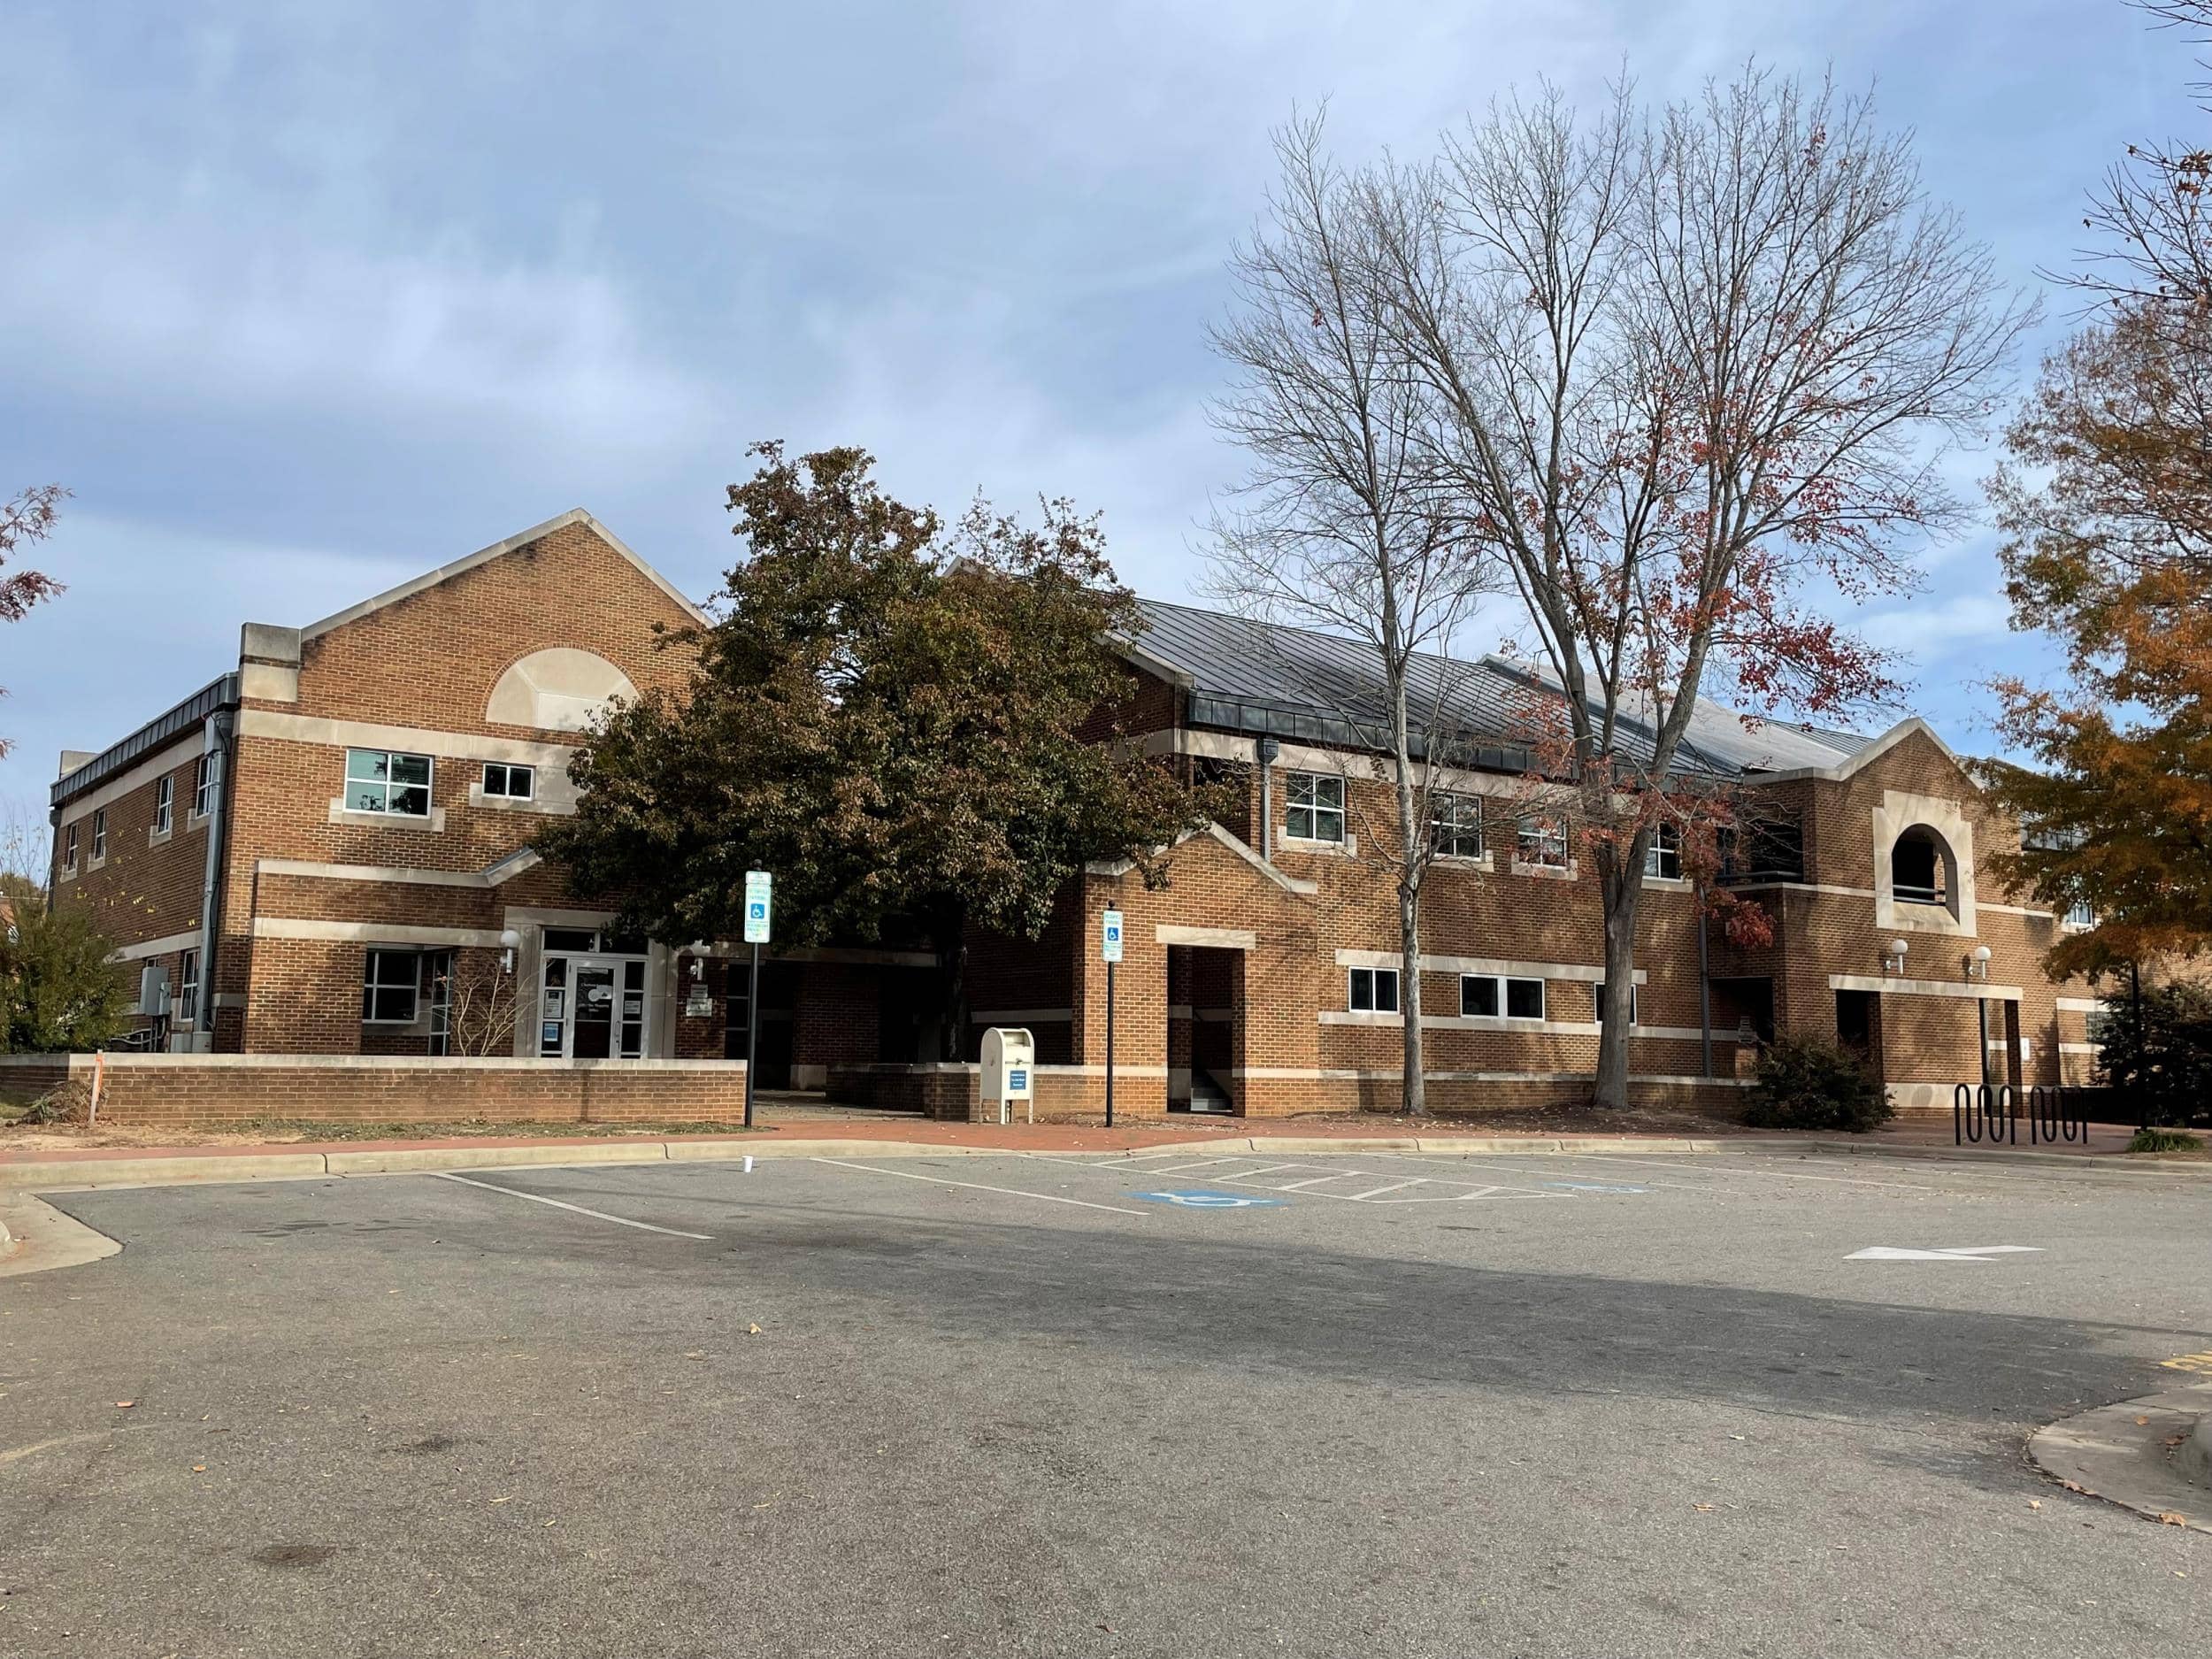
[39,512,2099,1123]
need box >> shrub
[2094,982,2212,1129]
[2126,1126,2205,1155]
[1741,1037,1893,1133]
[0,902,134,1053]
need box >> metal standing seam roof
[51,673,240,807]
[1129,597,1865,780]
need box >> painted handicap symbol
[1133,1189,1286,1209]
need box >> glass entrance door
[571,962,618,1058]
[539,953,650,1059]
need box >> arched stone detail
[1872,791,1978,937]
[486,649,636,732]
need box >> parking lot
[4,1143,2208,1657]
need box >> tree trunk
[1399,873,1426,1117]
[934,911,970,1063]
[1594,866,1640,1110]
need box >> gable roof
[300,509,707,642]
[1125,597,1895,783]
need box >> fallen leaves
[2156,1511,2190,1527]
[114,1401,134,1409]
[1693,1502,1719,1513]
[747,1324,763,1336]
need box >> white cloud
[1857,592,2015,657]
[0,220,714,465]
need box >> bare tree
[1352,69,2030,1109]
[431,949,521,1056]
[1209,111,1493,1117]
[1,484,67,762]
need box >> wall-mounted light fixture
[688,941,711,981]
[1965,944,1992,982]
[1884,937,1909,976]
[499,928,521,973]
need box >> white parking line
[812,1158,1154,1217]
[432,1171,715,1240]
[1341,1179,1427,1200]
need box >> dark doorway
[725,960,799,1087]
[1835,988,1878,1070]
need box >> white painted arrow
[1845,1245,2044,1262]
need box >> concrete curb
[0,1193,124,1277]
[0,1129,1741,1192]
[2028,1382,2212,1532]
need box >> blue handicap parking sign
[1133,1189,1286,1209]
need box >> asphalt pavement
[2,1144,2208,1657]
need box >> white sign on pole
[1101,910,1124,964]
[743,870,772,945]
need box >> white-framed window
[362,948,422,1025]
[1430,792,1484,859]
[192,754,215,818]
[481,761,535,801]
[1516,815,1568,869]
[1348,965,1400,1014]
[154,775,173,835]
[63,824,77,871]
[1287,772,1345,843]
[2063,898,2095,928]
[1461,974,1546,1019]
[90,809,106,860]
[176,949,199,1025]
[1644,821,1680,880]
[344,749,433,818]
[1594,981,1638,1024]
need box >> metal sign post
[742,871,772,1128]
[1101,910,1124,1128]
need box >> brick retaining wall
[0,1054,749,1128]
[825,1061,1753,1124]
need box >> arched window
[1892,826,1955,910]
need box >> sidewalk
[0,1106,2178,1193]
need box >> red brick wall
[3,1054,749,1129]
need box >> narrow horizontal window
[1460,975,1499,1018]
[1504,978,1546,1020]
[482,761,535,801]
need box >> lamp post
[1967,945,1992,1087]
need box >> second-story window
[345,749,433,818]
[2064,898,2095,928]
[154,775,173,835]
[91,809,106,860]
[1516,815,1568,869]
[482,762,535,802]
[1430,792,1484,859]
[1644,821,1680,880]
[64,824,78,870]
[1286,772,1345,843]
[192,755,215,818]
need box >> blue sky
[0,1,2186,834]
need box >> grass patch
[2126,1126,2208,1156]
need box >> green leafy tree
[2093,979,2212,1127]
[542,443,1220,1056]
[0,898,134,1053]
